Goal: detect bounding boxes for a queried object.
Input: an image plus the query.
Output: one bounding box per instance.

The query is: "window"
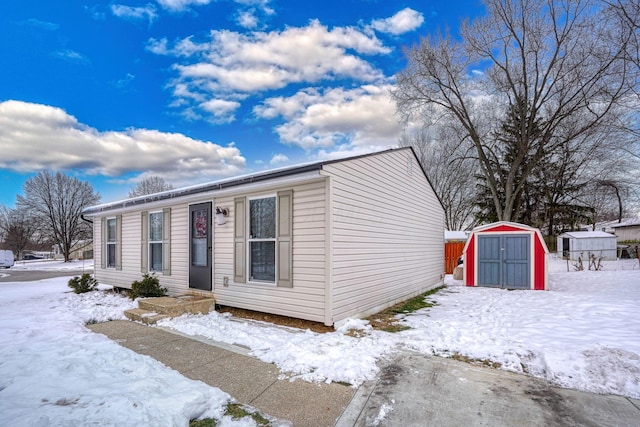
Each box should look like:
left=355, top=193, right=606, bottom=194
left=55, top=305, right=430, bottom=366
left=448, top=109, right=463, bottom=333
left=248, top=196, right=276, bottom=282
left=149, top=212, right=163, bottom=272
left=234, top=190, right=292, bottom=287
left=106, top=218, right=116, bottom=268
left=141, top=209, right=171, bottom=275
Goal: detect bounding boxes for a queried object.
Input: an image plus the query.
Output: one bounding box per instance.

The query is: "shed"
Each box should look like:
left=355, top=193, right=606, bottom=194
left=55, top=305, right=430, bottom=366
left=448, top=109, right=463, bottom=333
left=82, top=147, right=445, bottom=326
left=462, top=222, right=548, bottom=290
left=557, top=231, right=617, bottom=261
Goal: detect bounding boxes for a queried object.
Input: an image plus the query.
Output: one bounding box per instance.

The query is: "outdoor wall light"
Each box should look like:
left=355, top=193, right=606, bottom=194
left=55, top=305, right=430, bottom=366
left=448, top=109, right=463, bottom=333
left=215, top=207, right=228, bottom=225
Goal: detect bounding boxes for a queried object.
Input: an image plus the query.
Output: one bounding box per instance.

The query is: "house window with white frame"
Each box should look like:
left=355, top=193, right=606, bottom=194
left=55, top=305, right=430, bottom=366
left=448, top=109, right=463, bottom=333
left=248, top=195, right=276, bottom=282
left=106, top=217, right=117, bottom=268
left=149, top=211, right=163, bottom=272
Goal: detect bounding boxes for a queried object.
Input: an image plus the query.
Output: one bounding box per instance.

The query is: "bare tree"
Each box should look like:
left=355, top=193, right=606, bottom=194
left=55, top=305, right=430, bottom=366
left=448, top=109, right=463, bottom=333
left=400, top=125, right=478, bottom=230
left=394, top=0, right=638, bottom=222
left=0, top=206, right=40, bottom=260
left=16, top=171, right=100, bottom=262
left=128, top=176, right=174, bottom=198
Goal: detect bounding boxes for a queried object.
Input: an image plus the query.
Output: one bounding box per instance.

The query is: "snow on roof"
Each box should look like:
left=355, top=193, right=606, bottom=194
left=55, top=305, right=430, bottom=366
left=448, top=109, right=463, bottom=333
left=559, top=231, right=616, bottom=239
left=445, top=230, right=468, bottom=241
left=610, top=219, right=640, bottom=228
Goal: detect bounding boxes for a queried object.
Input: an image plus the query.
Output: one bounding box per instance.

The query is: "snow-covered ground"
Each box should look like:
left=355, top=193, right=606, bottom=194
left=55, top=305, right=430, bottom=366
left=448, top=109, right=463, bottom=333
left=0, top=261, right=269, bottom=426
left=1, top=256, right=639, bottom=425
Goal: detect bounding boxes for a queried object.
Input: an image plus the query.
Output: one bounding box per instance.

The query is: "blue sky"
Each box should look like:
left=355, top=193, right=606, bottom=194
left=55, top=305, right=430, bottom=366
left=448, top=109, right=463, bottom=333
left=0, top=0, right=484, bottom=206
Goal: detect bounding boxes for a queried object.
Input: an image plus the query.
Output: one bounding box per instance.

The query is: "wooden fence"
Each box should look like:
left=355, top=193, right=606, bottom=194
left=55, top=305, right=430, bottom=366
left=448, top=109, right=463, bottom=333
left=445, top=241, right=466, bottom=274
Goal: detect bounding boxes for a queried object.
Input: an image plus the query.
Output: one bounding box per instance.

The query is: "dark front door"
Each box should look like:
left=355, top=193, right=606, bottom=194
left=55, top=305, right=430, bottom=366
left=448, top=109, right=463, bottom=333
left=189, top=203, right=212, bottom=291
left=477, top=234, right=530, bottom=289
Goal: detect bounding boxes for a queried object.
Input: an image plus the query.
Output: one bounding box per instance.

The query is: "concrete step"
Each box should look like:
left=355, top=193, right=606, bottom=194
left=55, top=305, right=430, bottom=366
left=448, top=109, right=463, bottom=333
left=137, top=295, right=215, bottom=317
left=124, top=308, right=170, bottom=325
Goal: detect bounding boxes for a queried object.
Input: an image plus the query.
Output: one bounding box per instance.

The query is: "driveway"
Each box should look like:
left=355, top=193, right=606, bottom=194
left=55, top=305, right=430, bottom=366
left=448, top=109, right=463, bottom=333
left=336, top=351, right=640, bottom=427
left=0, top=269, right=84, bottom=282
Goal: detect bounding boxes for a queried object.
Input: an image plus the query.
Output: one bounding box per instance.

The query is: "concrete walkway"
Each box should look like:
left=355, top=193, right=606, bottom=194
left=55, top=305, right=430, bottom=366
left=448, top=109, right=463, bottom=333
left=337, top=352, right=640, bottom=427
left=88, top=320, right=354, bottom=427
left=89, top=320, right=640, bottom=427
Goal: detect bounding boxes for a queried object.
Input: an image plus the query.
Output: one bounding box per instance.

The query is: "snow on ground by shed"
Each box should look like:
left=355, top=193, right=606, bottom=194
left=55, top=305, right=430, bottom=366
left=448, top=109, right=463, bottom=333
left=401, top=259, right=640, bottom=397
left=1, top=256, right=639, bottom=425
left=163, top=257, right=640, bottom=398
left=0, top=277, right=259, bottom=426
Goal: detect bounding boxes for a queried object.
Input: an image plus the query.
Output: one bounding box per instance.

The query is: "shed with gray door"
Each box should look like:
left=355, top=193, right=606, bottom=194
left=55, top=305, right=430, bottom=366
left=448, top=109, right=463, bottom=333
left=462, top=222, right=548, bottom=290
left=82, top=148, right=445, bottom=326
left=557, top=231, right=617, bottom=261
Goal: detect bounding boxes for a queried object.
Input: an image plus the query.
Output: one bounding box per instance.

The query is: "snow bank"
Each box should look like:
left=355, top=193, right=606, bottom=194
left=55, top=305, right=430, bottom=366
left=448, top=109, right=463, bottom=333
left=0, top=278, right=252, bottom=426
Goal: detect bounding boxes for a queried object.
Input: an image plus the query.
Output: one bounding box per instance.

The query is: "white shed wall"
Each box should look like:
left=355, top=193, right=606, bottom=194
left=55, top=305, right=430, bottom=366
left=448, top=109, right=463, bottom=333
left=558, top=236, right=618, bottom=260
left=323, top=149, right=445, bottom=324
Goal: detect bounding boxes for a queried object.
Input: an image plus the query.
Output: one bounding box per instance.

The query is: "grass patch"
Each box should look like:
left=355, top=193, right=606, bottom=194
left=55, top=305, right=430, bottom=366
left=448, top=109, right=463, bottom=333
left=366, top=286, right=444, bottom=332
left=189, top=403, right=270, bottom=427
left=189, top=419, right=216, bottom=427
left=450, top=352, right=502, bottom=369
left=225, top=403, right=270, bottom=426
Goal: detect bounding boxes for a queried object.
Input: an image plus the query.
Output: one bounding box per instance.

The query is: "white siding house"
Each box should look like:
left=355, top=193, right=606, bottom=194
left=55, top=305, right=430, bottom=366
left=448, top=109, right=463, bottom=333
left=83, top=148, right=445, bottom=326
left=557, top=231, right=618, bottom=261
left=611, top=221, right=640, bottom=243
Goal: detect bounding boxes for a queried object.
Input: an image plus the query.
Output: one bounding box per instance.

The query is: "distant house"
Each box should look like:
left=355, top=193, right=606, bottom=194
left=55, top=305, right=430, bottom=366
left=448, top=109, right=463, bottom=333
left=610, top=220, right=640, bottom=243
left=557, top=231, right=617, bottom=261
left=82, top=148, right=445, bottom=326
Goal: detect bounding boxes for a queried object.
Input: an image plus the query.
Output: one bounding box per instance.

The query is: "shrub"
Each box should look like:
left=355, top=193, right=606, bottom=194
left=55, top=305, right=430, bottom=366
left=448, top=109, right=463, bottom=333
left=130, top=273, right=167, bottom=299
left=68, top=273, right=98, bottom=294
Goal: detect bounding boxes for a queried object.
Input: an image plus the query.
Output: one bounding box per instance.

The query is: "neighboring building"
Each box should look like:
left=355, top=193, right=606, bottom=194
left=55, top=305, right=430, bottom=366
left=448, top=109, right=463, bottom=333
left=610, top=220, right=640, bottom=243
left=83, top=148, right=445, bottom=326
left=463, top=222, right=549, bottom=290
left=557, top=231, right=618, bottom=261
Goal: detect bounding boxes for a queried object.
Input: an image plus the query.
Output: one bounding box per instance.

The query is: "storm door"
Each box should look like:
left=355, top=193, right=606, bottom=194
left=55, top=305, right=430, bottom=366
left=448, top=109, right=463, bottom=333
left=189, top=202, right=212, bottom=291
left=477, top=234, right=530, bottom=289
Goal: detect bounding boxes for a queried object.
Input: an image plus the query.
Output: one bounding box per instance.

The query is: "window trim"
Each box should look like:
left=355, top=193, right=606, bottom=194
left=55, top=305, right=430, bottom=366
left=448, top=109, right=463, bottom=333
left=148, top=210, right=163, bottom=273
left=101, top=215, right=121, bottom=271
left=106, top=217, right=117, bottom=269
left=247, top=194, right=277, bottom=285
left=141, top=209, right=171, bottom=276
left=234, top=189, right=292, bottom=288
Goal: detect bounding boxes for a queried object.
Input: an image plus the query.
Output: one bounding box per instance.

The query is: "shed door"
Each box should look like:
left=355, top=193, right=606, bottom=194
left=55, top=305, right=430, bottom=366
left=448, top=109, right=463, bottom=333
left=477, top=234, right=530, bottom=289
left=189, top=203, right=212, bottom=291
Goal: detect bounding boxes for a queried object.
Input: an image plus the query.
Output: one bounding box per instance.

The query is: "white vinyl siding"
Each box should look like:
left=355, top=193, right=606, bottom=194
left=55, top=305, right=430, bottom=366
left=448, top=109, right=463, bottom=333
left=88, top=148, right=444, bottom=326
left=216, top=179, right=327, bottom=323
left=94, top=204, right=187, bottom=295
left=322, top=150, right=445, bottom=324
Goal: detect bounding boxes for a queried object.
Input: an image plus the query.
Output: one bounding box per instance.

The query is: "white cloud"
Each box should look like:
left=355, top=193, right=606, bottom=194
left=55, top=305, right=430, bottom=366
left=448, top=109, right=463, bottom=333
left=19, top=18, right=59, bottom=31
left=254, top=84, right=403, bottom=151
left=155, top=0, right=211, bottom=12
left=199, top=99, right=241, bottom=123
left=371, top=8, right=424, bottom=35
left=270, top=153, right=288, bottom=165
left=52, top=49, right=88, bottom=63
left=236, top=10, right=259, bottom=29
left=111, top=3, right=158, bottom=24
left=0, top=100, right=246, bottom=182
left=149, top=20, right=390, bottom=119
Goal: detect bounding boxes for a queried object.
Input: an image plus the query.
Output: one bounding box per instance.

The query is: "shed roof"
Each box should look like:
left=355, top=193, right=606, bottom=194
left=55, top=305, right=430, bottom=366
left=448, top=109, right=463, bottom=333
left=558, top=231, right=616, bottom=239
